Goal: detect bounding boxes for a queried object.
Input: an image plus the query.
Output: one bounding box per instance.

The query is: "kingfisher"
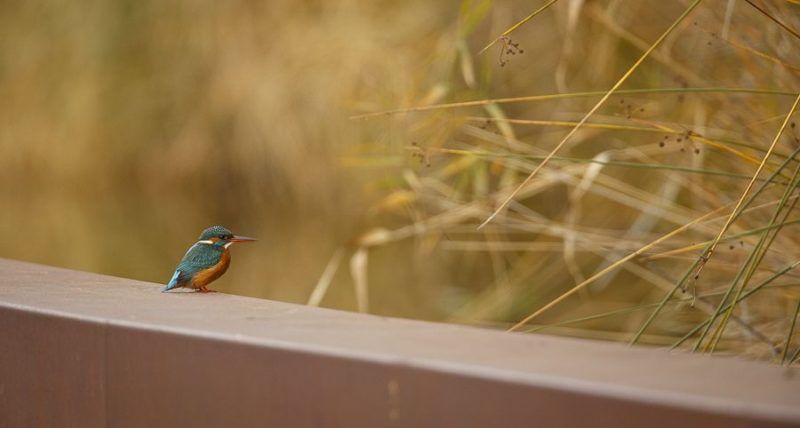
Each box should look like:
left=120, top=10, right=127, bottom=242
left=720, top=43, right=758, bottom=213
left=162, top=225, right=256, bottom=293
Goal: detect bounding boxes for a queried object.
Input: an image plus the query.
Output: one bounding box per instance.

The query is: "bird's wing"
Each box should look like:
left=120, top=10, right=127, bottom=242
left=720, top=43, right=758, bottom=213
left=178, top=243, right=224, bottom=273
left=162, top=243, right=223, bottom=291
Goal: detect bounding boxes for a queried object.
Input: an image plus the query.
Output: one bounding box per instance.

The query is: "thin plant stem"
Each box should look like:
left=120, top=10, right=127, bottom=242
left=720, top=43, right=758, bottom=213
left=689, top=93, right=800, bottom=286
left=670, top=261, right=800, bottom=350
left=478, top=0, right=703, bottom=229
left=632, top=145, right=800, bottom=344
left=782, top=298, right=800, bottom=364
left=707, top=173, right=800, bottom=352
left=507, top=204, right=724, bottom=332
left=743, top=0, right=800, bottom=40
left=790, top=344, right=800, bottom=365
left=350, top=88, right=795, bottom=120
left=479, top=0, right=560, bottom=54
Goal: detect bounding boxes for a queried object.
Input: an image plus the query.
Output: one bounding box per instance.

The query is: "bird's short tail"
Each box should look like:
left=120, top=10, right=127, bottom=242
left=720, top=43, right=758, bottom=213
left=162, top=270, right=182, bottom=292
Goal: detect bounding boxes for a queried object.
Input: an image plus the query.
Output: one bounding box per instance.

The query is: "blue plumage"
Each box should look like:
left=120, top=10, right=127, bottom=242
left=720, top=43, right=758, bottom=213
left=164, top=270, right=182, bottom=291
left=162, top=225, right=256, bottom=293
left=162, top=243, right=223, bottom=291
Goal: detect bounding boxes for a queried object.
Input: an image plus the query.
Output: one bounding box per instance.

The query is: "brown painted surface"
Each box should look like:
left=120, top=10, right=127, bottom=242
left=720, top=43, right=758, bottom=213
left=0, top=258, right=798, bottom=427
left=1, top=309, right=106, bottom=428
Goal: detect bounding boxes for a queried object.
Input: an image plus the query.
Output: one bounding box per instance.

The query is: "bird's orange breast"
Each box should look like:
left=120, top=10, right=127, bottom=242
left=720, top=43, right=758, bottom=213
left=190, top=249, right=231, bottom=289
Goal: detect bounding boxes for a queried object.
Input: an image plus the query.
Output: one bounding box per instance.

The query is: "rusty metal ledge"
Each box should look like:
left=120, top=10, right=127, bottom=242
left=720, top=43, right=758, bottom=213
left=0, top=258, right=798, bottom=427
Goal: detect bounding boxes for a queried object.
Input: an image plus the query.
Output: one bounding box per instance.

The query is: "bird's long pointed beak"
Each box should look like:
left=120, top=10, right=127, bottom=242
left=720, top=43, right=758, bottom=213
left=230, top=235, right=257, bottom=243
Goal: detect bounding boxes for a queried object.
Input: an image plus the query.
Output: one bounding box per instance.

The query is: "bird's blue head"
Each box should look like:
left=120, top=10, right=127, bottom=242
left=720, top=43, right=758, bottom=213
left=198, top=225, right=256, bottom=247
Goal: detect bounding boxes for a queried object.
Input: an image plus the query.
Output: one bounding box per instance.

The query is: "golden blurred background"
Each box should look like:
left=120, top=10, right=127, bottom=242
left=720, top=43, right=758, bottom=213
left=0, top=0, right=453, bottom=314
left=2, top=0, right=800, bottom=358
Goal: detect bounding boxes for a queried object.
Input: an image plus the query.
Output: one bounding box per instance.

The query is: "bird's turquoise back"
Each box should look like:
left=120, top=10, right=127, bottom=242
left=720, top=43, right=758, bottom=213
left=163, top=242, right=224, bottom=291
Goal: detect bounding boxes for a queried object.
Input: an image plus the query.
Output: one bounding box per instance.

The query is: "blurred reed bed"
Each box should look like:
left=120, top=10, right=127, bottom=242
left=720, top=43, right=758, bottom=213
left=0, top=0, right=456, bottom=311
left=2, top=0, right=799, bottom=361
left=338, top=0, right=800, bottom=361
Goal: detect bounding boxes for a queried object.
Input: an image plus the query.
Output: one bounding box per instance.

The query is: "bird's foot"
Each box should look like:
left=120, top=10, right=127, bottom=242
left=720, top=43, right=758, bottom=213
left=197, top=286, right=217, bottom=293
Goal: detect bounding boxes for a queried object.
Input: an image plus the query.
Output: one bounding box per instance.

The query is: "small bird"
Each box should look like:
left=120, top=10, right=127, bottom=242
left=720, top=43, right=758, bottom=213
left=163, top=225, right=256, bottom=293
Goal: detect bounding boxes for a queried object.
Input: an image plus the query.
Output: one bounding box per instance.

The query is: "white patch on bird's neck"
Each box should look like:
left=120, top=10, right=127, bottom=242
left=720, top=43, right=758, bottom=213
left=196, top=240, right=214, bottom=245
left=224, top=241, right=234, bottom=248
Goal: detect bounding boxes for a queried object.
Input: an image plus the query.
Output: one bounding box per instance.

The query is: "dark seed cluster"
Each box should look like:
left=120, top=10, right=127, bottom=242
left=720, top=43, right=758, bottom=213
left=410, top=141, right=430, bottom=167
left=498, top=36, right=524, bottom=67
left=659, top=131, right=700, bottom=155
